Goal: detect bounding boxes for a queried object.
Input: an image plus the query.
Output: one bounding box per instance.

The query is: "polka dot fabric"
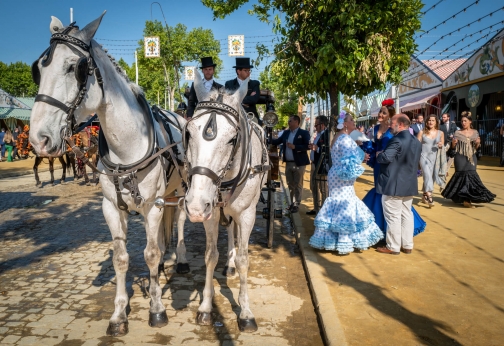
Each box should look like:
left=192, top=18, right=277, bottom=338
left=309, top=134, right=383, bottom=254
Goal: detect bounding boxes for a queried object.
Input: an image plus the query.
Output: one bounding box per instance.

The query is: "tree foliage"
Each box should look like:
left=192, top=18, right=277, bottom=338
left=203, top=0, right=423, bottom=117
left=259, top=62, right=297, bottom=129
left=0, top=61, right=38, bottom=97
left=119, top=20, right=221, bottom=110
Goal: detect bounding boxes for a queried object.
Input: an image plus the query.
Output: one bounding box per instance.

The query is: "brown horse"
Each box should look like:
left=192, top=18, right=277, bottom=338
left=75, top=130, right=99, bottom=185
left=33, top=153, right=74, bottom=186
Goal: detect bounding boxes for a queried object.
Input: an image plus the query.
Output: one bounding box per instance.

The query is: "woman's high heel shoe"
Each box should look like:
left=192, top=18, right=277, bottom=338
left=463, top=201, right=475, bottom=209
left=427, top=193, right=435, bottom=208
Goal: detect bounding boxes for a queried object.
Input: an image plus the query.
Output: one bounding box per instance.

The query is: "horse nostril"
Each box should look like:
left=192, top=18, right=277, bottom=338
left=204, top=203, right=211, bottom=212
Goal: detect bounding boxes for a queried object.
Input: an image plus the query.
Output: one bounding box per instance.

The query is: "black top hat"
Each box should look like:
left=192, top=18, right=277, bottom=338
left=200, top=57, right=217, bottom=69
left=233, top=57, right=253, bottom=69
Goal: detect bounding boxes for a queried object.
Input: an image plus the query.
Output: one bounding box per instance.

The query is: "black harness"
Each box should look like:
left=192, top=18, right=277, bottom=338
left=182, top=92, right=270, bottom=220
left=31, top=23, right=104, bottom=149
left=31, top=23, right=184, bottom=212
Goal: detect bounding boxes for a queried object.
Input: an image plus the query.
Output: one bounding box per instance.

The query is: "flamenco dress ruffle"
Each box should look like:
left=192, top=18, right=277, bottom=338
left=441, top=171, right=495, bottom=203
left=309, top=147, right=383, bottom=254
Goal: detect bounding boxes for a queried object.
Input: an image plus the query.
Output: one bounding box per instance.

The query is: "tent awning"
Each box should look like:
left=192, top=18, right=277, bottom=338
left=400, top=92, right=439, bottom=112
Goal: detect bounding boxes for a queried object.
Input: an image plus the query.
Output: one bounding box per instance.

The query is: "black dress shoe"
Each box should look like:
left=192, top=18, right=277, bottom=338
left=306, top=210, right=317, bottom=215
left=290, top=205, right=299, bottom=213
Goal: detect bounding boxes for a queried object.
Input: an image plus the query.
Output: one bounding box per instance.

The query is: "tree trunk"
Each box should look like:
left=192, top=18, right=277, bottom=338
left=328, top=83, right=340, bottom=118
left=162, top=61, right=171, bottom=110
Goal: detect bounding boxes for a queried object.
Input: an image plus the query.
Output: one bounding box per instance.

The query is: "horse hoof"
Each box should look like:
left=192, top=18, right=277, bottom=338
left=176, top=263, right=190, bottom=274
left=238, top=318, right=258, bottom=332
left=196, top=312, right=213, bottom=326
left=148, top=311, right=168, bottom=328
left=36, top=181, right=41, bottom=186
left=224, top=266, right=236, bottom=277
left=106, top=321, right=129, bottom=336
left=60, top=180, right=65, bottom=185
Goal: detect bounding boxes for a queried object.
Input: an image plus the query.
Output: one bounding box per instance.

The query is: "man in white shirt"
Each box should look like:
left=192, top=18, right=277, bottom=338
left=307, top=116, right=329, bottom=215
left=187, top=57, right=223, bottom=118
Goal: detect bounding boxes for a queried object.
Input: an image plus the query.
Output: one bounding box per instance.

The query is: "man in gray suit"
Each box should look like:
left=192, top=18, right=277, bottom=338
left=376, top=114, right=422, bottom=255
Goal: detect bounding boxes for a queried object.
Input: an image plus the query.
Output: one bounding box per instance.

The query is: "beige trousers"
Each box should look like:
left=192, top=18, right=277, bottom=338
left=285, top=162, right=306, bottom=206
left=382, top=195, right=414, bottom=252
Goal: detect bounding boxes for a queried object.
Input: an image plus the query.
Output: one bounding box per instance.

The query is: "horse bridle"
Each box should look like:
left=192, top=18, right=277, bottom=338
left=31, top=23, right=104, bottom=151
left=183, top=93, right=252, bottom=206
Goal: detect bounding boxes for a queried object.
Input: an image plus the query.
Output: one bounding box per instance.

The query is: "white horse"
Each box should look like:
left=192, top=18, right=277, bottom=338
left=184, top=71, right=269, bottom=332
left=28, top=13, right=190, bottom=336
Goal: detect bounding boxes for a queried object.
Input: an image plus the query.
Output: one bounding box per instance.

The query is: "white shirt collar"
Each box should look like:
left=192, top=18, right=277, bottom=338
left=237, top=78, right=246, bottom=86
left=203, top=78, right=214, bottom=92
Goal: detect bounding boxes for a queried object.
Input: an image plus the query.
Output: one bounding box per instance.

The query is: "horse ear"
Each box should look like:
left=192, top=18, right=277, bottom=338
left=193, top=70, right=208, bottom=102
left=50, top=16, right=64, bottom=34
left=235, top=77, right=249, bottom=106
left=79, top=11, right=106, bottom=43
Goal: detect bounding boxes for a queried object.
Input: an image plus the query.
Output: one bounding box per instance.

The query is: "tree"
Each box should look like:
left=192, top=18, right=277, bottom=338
left=203, top=0, right=422, bottom=119
left=0, top=61, right=38, bottom=97
left=126, top=20, right=221, bottom=110
left=259, top=62, right=298, bottom=129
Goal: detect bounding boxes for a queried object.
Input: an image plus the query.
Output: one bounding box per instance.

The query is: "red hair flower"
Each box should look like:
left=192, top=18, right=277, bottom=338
left=382, top=99, right=394, bottom=107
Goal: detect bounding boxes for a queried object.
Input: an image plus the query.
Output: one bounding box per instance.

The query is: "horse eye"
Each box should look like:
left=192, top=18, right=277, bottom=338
left=68, top=64, right=75, bottom=73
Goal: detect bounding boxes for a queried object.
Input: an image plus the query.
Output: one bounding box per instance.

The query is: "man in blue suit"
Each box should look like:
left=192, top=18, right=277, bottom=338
left=271, top=115, right=310, bottom=212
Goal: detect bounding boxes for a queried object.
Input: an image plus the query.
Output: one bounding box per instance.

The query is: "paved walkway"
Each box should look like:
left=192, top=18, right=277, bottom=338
left=291, top=158, right=504, bottom=345
left=0, top=172, right=323, bottom=345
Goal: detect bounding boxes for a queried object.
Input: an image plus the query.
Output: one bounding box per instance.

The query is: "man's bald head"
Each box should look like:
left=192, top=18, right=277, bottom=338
left=390, top=114, right=411, bottom=135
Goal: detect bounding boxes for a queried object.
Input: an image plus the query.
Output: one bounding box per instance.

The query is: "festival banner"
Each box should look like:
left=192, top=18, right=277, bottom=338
left=144, top=36, right=160, bottom=58
left=184, top=66, right=195, bottom=80
left=228, top=35, right=245, bottom=56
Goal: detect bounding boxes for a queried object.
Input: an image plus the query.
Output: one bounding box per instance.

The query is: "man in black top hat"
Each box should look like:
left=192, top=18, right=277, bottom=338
left=225, top=57, right=261, bottom=123
left=186, top=57, right=223, bottom=118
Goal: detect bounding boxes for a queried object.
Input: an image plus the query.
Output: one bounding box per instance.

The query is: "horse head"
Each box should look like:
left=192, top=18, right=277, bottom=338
left=184, top=70, right=249, bottom=222
left=30, top=12, right=106, bottom=157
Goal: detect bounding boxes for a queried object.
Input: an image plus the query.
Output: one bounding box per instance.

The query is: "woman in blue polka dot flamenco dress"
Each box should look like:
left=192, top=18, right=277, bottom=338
left=309, top=112, right=383, bottom=255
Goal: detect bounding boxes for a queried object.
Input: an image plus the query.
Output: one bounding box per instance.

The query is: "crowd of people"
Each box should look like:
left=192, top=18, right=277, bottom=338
left=273, top=99, right=497, bottom=256
left=0, top=125, right=31, bottom=162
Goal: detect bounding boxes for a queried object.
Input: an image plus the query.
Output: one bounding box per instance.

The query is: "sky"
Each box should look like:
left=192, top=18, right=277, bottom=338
left=0, top=0, right=502, bottom=86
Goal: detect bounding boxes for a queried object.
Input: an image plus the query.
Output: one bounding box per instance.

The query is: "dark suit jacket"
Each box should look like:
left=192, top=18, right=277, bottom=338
left=312, top=130, right=330, bottom=173
left=376, top=129, right=421, bottom=197
left=411, top=123, right=424, bottom=137
left=271, top=128, right=310, bottom=167
left=186, top=80, right=223, bottom=118
left=440, top=121, right=457, bottom=145
left=225, top=78, right=260, bottom=120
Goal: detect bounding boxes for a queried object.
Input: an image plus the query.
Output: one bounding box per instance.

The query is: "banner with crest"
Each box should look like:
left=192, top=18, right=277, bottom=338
left=228, top=35, right=244, bottom=56
left=184, top=66, right=195, bottom=80
left=144, top=36, right=160, bottom=58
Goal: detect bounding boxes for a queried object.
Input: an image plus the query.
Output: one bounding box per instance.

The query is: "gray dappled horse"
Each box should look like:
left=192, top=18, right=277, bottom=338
left=28, top=12, right=189, bottom=336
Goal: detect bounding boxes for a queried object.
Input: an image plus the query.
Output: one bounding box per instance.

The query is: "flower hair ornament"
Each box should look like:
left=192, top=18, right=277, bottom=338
left=382, top=98, right=394, bottom=107
left=337, top=111, right=346, bottom=130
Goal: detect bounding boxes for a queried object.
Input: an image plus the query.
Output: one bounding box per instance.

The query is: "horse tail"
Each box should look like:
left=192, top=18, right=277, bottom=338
left=65, top=153, right=71, bottom=175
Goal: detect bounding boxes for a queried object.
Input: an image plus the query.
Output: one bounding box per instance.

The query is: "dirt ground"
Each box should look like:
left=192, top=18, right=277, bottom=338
left=297, top=158, right=504, bottom=346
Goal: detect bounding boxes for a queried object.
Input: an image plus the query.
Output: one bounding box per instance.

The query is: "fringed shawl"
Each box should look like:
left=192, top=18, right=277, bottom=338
left=453, top=131, right=479, bottom=165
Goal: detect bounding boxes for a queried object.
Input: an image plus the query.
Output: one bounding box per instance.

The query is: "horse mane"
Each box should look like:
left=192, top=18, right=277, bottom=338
left=94, top=41, right=144, bottom=98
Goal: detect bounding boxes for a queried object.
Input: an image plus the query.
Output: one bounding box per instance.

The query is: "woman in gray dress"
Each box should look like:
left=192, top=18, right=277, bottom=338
left=417, top=114, right=444, bottom=207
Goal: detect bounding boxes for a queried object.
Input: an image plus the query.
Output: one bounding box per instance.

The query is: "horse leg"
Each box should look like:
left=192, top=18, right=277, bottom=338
left=59, top=156, right=66, bottom=184
left=83, top=164, right=90, bottom=186
left=103, top=197, right=130, bottom=336
left=175, top=207, right=189, bottom=274
left=224, top=221, right=237, bottom=277
left=196, top=215, right=219, bottom=326
left=33, top=157, right=42, bottom=186
left=144, top=206, right=168, bottom=328
left=158, top=204, right=174, bottom=274
left=235, top=205, right=258, bottom=332
left=49, top=158, right=55, bottom=185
